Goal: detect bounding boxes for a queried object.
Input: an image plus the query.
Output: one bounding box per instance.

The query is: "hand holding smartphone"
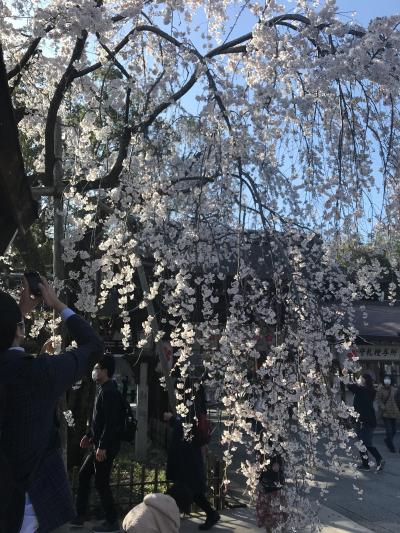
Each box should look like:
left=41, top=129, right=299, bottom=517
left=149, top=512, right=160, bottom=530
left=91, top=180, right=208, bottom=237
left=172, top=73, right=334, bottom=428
left=24, top=271, right=42, bottom=297
left=20, top=273, right=66, bottom=315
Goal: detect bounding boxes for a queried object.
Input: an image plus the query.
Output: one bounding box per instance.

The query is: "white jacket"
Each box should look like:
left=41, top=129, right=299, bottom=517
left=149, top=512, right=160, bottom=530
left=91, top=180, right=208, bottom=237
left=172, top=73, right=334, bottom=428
left=122, top=493, right=180, bottom=533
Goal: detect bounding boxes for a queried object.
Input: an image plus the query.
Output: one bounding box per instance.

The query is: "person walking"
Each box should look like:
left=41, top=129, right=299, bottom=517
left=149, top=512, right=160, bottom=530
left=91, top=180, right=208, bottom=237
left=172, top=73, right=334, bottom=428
left=163, top=387, right=220, bottom=531
left=0, top=277, right=103, bottom=533
left=376, top=376, right=400, bottom=453
left=348, top=374, right=385, bottom=471
left=71, top=356, right=122, bottom=533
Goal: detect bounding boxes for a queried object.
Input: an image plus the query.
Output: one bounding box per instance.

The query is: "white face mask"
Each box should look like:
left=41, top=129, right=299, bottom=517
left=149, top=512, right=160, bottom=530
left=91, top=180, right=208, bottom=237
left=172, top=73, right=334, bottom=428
left=92, top=369, right=100, bottom=382
left=384, top=378, right=391, bottom=386
left=357, top=376, right=366, bottom=386
left=15, top=321, right=26, bottom=345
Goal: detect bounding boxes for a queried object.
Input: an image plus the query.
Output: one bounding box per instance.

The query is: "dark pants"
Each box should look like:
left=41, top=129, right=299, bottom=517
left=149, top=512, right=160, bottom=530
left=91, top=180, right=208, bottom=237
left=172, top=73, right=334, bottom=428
left=76, top=450, right=117, bottom=523
left=383, top=417, right=397, bottom=451
left=193, top=492, right=215, bottom=516
left=356, top=423, right=382, bottom=466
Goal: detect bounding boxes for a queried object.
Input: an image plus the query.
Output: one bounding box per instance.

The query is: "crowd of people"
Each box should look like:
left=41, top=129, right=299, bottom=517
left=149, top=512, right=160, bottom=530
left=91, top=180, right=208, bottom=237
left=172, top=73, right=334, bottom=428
left=1, top=278, right=399, bottom=533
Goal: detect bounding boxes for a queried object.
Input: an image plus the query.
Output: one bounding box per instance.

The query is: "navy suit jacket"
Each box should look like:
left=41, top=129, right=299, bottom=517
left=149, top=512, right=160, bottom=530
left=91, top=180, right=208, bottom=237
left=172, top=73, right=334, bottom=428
left=0, top=313, right=103, bottom=533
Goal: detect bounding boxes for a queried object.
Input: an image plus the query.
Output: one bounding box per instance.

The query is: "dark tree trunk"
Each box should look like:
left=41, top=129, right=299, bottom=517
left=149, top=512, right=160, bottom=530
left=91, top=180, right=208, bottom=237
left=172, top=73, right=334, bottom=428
left=0, top=44, right=37, bottom=254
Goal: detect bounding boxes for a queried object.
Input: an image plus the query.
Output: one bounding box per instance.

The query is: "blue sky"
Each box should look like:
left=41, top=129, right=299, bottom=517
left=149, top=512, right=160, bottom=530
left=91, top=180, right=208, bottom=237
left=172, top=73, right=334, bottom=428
left=335, top=0, right=399, bottom=24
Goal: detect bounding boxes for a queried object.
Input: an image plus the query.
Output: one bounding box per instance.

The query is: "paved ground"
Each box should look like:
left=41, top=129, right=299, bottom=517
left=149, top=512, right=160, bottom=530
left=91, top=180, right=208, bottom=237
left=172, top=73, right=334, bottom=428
left=206, top=410, right=400, bottom=533
left=64, top=427, right=400, bottom=533
left=66, top=504, right=374, bottom=533
left=180, top=505, right=374, bottom=532
left=318, top=430, right=400, bottom=533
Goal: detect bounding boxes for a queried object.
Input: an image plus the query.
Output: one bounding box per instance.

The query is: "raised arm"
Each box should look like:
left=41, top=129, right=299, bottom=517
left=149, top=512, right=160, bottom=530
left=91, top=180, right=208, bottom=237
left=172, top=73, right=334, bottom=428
left=42, top=313, right=104, bottom=397
left=347, top=383, right=360, bottom=394
left=34, top=278, right=103, bottom=396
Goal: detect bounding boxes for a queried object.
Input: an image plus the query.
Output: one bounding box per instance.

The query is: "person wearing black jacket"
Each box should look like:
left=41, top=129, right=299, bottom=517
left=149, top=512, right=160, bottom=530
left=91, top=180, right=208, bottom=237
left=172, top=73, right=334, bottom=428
left=0, top=277, right=103, bottom=533
left=348, top=374, right=384, bottom=471
left=163, top=385, right=220, bottom=531
left=72, top=355, right=122, bottom=533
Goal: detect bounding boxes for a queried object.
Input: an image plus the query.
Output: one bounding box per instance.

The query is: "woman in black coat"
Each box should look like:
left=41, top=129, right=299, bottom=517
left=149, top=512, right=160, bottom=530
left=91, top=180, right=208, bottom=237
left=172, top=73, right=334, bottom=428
left=163, top=387, right=220, bottom=530
left=348, top=374, right=384, bottom=471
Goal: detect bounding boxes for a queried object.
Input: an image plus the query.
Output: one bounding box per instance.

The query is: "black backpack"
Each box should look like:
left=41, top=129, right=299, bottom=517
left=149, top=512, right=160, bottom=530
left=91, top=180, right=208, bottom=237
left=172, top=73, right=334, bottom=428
left=120, top=398, right=137, bottom=443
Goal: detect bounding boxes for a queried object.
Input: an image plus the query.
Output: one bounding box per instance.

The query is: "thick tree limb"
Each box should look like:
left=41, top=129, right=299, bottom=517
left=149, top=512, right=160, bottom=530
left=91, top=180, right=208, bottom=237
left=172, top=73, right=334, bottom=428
left=0, top=44, right=38, bottom=254
left=44, top=31, right=88, bottom=185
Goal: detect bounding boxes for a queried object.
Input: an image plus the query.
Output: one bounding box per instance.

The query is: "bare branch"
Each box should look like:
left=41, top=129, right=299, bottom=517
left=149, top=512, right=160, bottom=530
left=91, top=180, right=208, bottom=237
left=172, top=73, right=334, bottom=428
left=73, top=62, right=102, bottom=78
left=217, top=45, right=248, bottom=55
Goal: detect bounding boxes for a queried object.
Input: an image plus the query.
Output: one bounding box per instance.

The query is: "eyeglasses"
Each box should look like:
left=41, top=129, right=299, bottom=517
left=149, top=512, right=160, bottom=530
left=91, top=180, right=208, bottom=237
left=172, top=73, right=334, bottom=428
left=17, top=320, right=25, bottom=328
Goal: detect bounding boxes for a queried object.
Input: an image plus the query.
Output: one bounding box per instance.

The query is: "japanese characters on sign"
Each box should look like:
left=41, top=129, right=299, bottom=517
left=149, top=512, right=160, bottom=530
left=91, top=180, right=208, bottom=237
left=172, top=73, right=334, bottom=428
left=357, top=345, right=400, bottom=361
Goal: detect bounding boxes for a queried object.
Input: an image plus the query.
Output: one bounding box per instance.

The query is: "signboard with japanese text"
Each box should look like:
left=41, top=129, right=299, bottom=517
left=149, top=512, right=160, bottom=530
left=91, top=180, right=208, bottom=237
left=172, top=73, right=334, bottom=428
left=357, top=345, right=400, bottom=361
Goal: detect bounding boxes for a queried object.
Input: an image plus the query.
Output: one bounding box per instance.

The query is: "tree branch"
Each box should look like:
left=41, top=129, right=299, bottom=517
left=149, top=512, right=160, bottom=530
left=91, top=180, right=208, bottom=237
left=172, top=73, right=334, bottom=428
left=138, top=70, right=199, bottom=134
left=204, top=68, right=232, bottom=131
left=7, top=25, right=53, bottom=80
left=97, top=38, right=131, bottom=79
left=206, top=14, right=365, bottom=58
left=42, top=12, right=371, bottom=193
left=75, top=86, right=132, bottom=192
left=76, top=14, right=366, bottom=83
left=44, top=30, right=88, bottom=185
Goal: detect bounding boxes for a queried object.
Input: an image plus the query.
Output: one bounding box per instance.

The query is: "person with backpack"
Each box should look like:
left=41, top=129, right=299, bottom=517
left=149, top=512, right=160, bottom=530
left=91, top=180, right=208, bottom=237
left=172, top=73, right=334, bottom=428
left=71, top=356, right=123, bottom=533
left=163, top=385, right=220, bottom=531
left=0, top=276, right=103, bottom=533
left=376, top=376, right=400, bottom=453
left=348, top=373, right=385, bottom=471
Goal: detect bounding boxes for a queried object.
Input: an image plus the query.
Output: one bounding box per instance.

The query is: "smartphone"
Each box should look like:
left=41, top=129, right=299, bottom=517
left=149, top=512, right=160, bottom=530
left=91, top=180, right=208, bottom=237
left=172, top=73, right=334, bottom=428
left=24, top=271, right=42, bottom=297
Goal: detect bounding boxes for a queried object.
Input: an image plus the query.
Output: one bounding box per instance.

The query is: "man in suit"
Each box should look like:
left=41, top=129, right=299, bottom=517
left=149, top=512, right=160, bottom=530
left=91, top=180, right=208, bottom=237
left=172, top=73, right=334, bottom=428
left=0, top=277, right=103, bottom=533
left=72, top=356, right=122, bottom=533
